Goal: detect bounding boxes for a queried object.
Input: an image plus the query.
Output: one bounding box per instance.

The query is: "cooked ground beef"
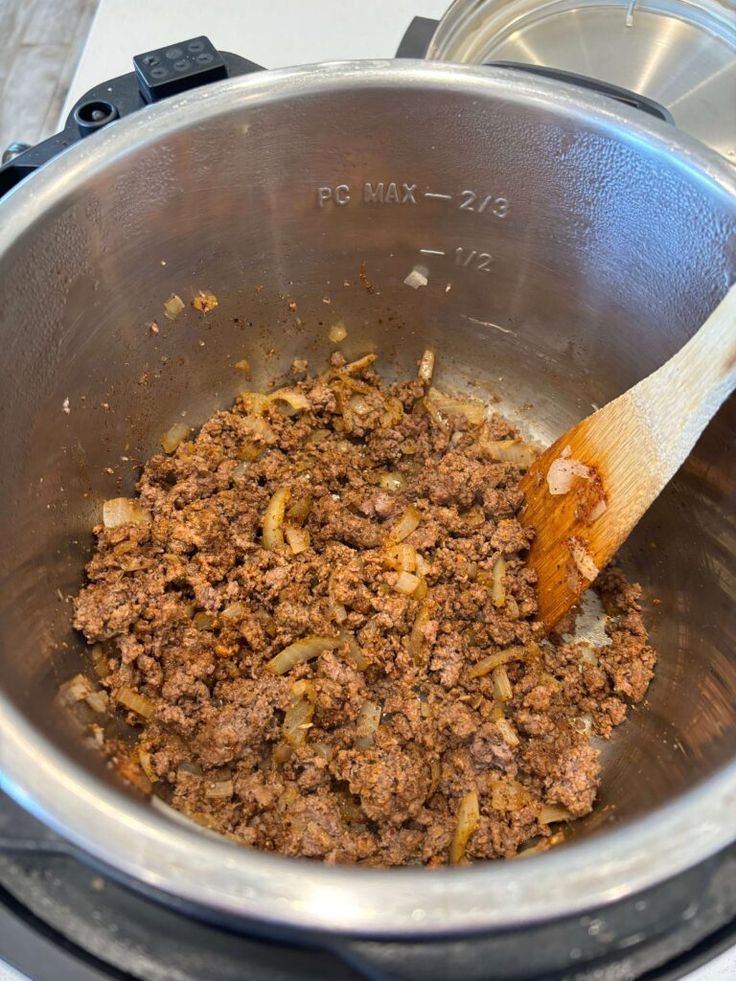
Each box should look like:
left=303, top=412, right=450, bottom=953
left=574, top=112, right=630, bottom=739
left=71, top=353, right=656, bottom=865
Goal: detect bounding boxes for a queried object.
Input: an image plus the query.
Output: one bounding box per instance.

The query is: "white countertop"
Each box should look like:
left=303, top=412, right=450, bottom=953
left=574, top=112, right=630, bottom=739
left=43, top=2, right=735, bottom=980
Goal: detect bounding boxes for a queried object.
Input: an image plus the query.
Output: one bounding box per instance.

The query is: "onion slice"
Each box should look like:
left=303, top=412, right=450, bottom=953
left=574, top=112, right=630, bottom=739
left=116, top=687, right=155, bottom=719
left=160, top=422, right=191, bottom=454
left=283, top=680, right=316, bottom=746
left=480, top=436, right=537, bottom=469
left=569, top=537, right=599, bottom=582
left=163, top=293, right=185, bottom=320
left=393, top=571, right=420, bottom=595
left=268, top=388, right=311, bottom=415
left=262, top=486, right=290, bottom=550
left=468, top=645, right=533, bottom=679
left=388, top=505, right=421, bottom=543
left=491, top=555, right=506, bottom=608
left=355, top=700, right=382, bottom=749
left=266, top=635, right=340, bottom=675
left=539, top=804, right=574, bottom=825
left=102, top=498, right=152, bottom=529
left=418, top=349, right=435, bottom=384
left=547, top=456, right=592, bottom=495
left=449, top=790, right=480, bottom=864
left=285, top=526, right=310, bottom=555
left=492, top=665, right=513, bottom=703
left=426, top=388, right=486, bottom=426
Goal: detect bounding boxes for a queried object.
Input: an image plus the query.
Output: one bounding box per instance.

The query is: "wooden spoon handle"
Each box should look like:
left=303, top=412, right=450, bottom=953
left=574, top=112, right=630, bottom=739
left=631, top=283, right=736, bottom=496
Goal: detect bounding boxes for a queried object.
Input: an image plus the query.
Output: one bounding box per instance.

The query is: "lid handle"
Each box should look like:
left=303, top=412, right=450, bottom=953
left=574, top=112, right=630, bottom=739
left=488, top=61, right=674, bottom=124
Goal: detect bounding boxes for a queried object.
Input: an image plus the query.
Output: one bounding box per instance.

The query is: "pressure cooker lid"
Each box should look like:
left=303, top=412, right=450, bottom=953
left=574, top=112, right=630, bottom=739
left=427, top=0, right=736, bottom=163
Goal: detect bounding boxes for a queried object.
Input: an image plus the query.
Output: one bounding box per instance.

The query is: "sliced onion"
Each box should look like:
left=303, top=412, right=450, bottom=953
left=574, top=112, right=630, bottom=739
left=102, top=498, right=152, bottom=529
left=539, top=804, right=574, bottom=825
left=409, top=602, right=432, bottom=665
left=415, top=552, right=430, bottom=578
left=285, top=526, right=310, bottom=555
left=163, top=293, right=185, bottom=320
left=328, top=322, right=348, bottom=343
left=380, top=396, right=404, bottom=429
left=193, top=611, right=215, bottom=630
left=412, top=577, right=428, bottom=600
left=384, top=543, right=417, bottom=572
left=480, top=437, right=537, bottom=469
left=394, top=571, right=420, bottom=595
left=418, top=349, right=435, bottom=384
left=426, top=388, right=486, bottom=426
left=491, top=555, right=506, bottom=608
left=161, top=422, right=191, bottom=454
left=205, top=779, right=234, bottom=799
left=388, top=505, right=421, bottom=543
left=272, top=743, right=293, bottom=764
left=268, top=388, right=311, bottom=415
left=569, top=538, right=599, bottom=581
left=138, top=748, right=157, bottom=782
left=262, top=486, right=290, bottom=551
left=492, top=665, right=513, bottom=703
left=468, top=645, right=529, bottom=679
left=404, top=267, right=428, bottom=289
left=496, top=718, right=520, bottom=748
left=239, top=391, right=270, bottom=415
left=331, top=602, right=348, bottom=623
left=349, top=394, right=371, bottom=416
left=547, top=456, right=592, bottom=495
left=59, top=673, right=93, bottom=705
left=449, top=790, right=480, bottom=865
left=378, top=471, right=406, bottom=491
left=241, top=413, right=276, bottom=445
left=587, top=498, right=608, bottom=522
left=91, top=643, right=109, bottom=679
left=286, top=496, right=312, bottom=524
left=116, top=687, right=155, bottom=718
left=191, top=290, right=219, bottom=313
left=231, top=460, right=252, bottom=482
left=221, top=601, right=247, bottom=622
left=340, top=353, right=377, bottom=375
left=355, top=700, right=382, bottom=749
left=283, top=679, right=316, bottom=746
left=340, top=631, right=370, bottom=671
left=313, top=741, right=333, bottom=761
left=85, top=691, right=109, bottom=715
left=266, top=635, right=340, bottom=675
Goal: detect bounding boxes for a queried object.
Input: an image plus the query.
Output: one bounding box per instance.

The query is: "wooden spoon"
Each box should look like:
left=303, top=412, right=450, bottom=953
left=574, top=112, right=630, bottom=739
left=519, top=284, right=736, bottom=629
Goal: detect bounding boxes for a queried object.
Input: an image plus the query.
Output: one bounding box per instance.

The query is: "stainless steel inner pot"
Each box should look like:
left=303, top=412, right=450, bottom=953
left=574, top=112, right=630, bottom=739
left=0, top=61, right=734, bottom=939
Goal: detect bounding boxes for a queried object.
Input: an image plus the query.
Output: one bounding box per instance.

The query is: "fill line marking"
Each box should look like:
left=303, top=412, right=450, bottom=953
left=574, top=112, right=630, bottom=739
left=419, top=249, right=446, bottom=255
left=424, top=192, right=453, bottom=200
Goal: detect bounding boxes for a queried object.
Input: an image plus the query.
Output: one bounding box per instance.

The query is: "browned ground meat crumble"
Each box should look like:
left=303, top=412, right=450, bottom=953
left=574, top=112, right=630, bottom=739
left=72, top=352, right=656, bottom=865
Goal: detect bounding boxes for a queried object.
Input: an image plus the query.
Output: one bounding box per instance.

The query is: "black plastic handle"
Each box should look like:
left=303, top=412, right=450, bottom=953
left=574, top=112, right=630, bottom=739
left=0, top=36, right=264, bottom=201
left=487, top=61, right=674, bottom=124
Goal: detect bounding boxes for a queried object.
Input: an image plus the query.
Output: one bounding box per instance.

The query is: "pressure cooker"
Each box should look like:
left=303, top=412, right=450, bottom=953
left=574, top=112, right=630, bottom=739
left=0, top=38, right=734, bottom=980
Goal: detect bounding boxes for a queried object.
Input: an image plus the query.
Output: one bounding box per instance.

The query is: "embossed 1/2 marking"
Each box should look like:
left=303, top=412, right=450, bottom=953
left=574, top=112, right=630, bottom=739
left=455, top=246, right=493, bottom=273
left=424, top=191, right=453, bottom=200
left=458, top=189, right=509, bottom=218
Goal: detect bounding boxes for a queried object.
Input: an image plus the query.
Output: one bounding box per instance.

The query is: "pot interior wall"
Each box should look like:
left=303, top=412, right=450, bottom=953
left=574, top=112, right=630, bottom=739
left=0, top=70, right=734, bottom=844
